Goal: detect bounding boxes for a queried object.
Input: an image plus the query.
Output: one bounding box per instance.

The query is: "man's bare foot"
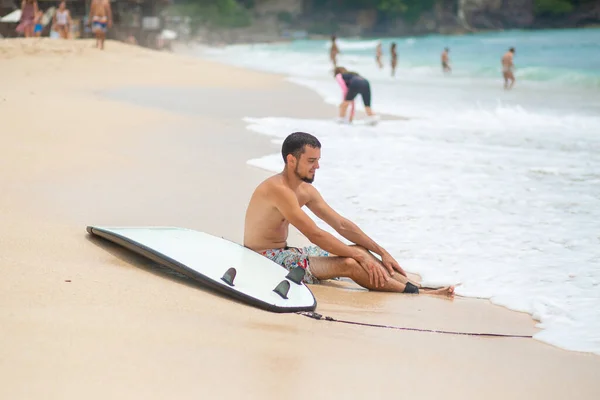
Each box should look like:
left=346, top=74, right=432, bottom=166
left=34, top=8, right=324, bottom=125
left=421, top=286, right=455, bottom=297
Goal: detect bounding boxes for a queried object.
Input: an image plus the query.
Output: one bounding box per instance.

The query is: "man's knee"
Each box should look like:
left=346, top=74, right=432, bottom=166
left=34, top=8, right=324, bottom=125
left=342, top=257, right=361, bottom=279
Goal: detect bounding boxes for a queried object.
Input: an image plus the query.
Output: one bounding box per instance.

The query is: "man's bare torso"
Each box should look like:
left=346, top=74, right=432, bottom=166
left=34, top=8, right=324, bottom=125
left=244, top=174, right=311, bottom=252
left=90, top=0, right=108, bottom=17
left=330, top=44, right=339, bottom=61
left=502, top=52, right=513, bottom=70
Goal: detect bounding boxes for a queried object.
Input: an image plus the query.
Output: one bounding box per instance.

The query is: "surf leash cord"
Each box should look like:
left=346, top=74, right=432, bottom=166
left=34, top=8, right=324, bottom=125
left=296, top=311, right=533, bottom=339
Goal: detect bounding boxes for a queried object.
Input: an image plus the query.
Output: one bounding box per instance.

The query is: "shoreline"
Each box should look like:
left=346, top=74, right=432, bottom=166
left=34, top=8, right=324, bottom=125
left=1, top=39, right=599, bottom=399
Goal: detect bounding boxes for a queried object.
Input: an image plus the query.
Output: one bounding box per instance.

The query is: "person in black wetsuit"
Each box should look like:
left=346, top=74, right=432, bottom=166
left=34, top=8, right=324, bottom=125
left=333, top=67, right=377, bottom=124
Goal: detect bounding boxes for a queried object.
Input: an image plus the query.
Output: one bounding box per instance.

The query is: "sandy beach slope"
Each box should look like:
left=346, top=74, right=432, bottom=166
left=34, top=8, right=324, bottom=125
left=1, top=39, right=599, bottom=399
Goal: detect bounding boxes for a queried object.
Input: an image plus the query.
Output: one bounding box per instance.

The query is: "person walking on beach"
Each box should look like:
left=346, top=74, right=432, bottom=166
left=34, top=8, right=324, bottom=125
left=88, top=0, right=112, bottom=50
left=375, top=42, right=383, bottom=69
left=330, top=35, right=340, bottom=68
left=53, top=2, right=72, bottom=39
left=16, top=0, right=38, bottom=38
left=502, top=47, right=516, bottom=90
left=334, top=66, right=377, bottom=124
left=391, top=42, right=398, bottom=77
left=244, top=131, right=455, bottom=295
left=441, top=48, right=451, bottom=73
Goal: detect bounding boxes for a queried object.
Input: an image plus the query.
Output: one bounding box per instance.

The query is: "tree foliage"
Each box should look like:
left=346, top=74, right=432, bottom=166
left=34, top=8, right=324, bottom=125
left=311, top=0, right=436, bottom=22
left=534, top=0, right=574, bottom=15
left=170, top=0, right=589, bottom=32
left=170, top=0, right=252, bottom=29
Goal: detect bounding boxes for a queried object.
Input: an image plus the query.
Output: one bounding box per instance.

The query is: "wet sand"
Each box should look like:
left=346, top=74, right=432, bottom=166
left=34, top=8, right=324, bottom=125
left=1, top=39, right=599, bottom=399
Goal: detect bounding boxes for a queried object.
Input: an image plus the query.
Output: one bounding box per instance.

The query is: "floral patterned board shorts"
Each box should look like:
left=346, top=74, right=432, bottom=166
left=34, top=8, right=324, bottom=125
left=259, top=246, right=330, bottom=284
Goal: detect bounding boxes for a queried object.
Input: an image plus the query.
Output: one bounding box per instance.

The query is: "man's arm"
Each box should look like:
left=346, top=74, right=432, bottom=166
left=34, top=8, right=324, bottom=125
left=274, top=185, right=390, bottom=286
left=306, top=186, right=407, bottom=276
left=272, top=185, right=360, bottom=259
left=305, top=186, right=387, bottom=257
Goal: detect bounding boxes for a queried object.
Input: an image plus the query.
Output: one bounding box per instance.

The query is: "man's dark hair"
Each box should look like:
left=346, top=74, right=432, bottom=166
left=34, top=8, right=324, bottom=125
left=281, top=132, right=321, bottom=164
left=509, top=47, right=515, bottom=53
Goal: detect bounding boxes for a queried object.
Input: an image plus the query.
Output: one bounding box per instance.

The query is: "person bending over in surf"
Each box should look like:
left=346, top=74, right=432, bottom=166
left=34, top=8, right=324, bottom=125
left=244, top=131, right=454, bottom=296
left=334, top=67, right=378, bottom=124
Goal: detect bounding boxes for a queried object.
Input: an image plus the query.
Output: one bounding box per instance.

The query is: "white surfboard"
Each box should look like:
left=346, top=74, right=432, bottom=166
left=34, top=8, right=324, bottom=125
left=87, top=226, right=317, bottom=313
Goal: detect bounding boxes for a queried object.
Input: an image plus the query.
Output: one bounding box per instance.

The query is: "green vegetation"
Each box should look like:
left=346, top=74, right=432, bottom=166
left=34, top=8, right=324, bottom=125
left=169, top=0, right=252, bottom=30
left=534, top=0, right=596, bottom=15
left=534, top=0, right=574, bottom=15
left=312, top=0, right=436, bottom=23
left=168, top=0, right=592, bottom=33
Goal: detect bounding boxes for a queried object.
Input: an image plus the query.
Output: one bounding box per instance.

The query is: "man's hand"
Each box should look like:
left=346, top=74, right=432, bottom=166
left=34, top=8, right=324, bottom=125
left=381, top=252, right=407, bottom=277
left=354, top=253, right=390, bottom=288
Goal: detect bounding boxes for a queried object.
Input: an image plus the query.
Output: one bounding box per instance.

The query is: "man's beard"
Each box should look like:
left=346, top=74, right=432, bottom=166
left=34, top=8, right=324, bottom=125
left=295, top=167, right=314, bottom=183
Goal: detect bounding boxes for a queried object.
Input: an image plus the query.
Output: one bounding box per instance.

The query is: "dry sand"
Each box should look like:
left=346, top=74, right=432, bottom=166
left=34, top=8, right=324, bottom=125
left=1, top=39, right=599, bottom=399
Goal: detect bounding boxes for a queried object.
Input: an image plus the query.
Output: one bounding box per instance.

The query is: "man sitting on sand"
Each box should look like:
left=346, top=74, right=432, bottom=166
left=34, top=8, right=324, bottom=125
left=502, top=47, right=516, bottom=90
left=88, top=0, right=112, bottom=50
left=244, top=132, right=454, bottom=296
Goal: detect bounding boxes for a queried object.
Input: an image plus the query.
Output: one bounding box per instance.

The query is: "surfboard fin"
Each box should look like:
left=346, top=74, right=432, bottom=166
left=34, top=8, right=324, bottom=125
left=285, top=267, right=305, bottom=285
left=221, top=267, right=237, bottom=286
left=273, top=280, right=290, bottom=299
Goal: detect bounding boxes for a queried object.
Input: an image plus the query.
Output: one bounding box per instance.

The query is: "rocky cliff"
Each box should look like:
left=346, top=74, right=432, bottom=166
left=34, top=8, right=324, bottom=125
left=458, top=0, right=534, bottom=30
left=184, top=0, right=600, bottom=45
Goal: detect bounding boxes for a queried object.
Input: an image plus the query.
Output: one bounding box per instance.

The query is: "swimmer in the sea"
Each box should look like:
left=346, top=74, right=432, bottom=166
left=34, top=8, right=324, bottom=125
left=502, top=47, right=516, bottom=90
left=375, top=42, right=383, bottom=69
left=330, top=35, right=340, bottom=68
left=391, top=42, right=398, bottom=77
left=441, top=47, right=451, bottom=73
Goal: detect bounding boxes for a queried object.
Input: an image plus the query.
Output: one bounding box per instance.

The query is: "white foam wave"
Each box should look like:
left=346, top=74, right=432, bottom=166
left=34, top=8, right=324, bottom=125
left=330, top=39, right=381, bottom=51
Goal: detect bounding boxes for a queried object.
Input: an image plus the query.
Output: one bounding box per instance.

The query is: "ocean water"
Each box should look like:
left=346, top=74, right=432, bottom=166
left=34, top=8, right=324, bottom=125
left=187, top=29, right=600, bottom=355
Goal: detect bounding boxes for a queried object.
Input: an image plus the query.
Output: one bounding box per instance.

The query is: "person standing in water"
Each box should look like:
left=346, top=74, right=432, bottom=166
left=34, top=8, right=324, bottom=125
left=441, top=48, right=451, bottom=73
left=375, top=42, right=383, bottom=69
left=391, top=42, right=398, bottom=77
left=502, top=47, right=516, bottom=90
left=330, top=35, right=340, bottom=68
left=334, top=67, right=377, bottom=124
left=88, top=0, right=112, bottom=50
